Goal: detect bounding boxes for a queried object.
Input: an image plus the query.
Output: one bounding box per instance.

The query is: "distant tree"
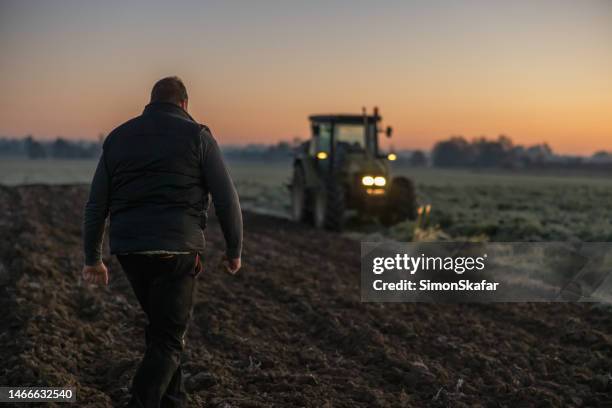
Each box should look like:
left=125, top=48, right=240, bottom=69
left=591, top=150, right=612, bottom=163
left=431, top=136, right=473, bottom=167
left=25, top=136, right=47, bottom=159
left=0, top=137, right=26, bottom=156
left=267, top=141, right=292, bottom=156
left=52, top=137, right=74, bottom=158
left=472, top=134, right=514, bottom=167
left=525, top=143, right=553, bottom=164
left=409, top=150, right=427, bottom=167
left=84, top=135, right=104, bottom=158
left=51, top=137, right=101, bottom=158
left=431, top=133, right=564, bottom=168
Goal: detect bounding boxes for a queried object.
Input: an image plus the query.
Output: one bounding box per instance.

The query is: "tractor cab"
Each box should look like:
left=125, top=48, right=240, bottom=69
left=291, top=108, right=416, bottom=231
left=307, top=108, right=392, bottom=164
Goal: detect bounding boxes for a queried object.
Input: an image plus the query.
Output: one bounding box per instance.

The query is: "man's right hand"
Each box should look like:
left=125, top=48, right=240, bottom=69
left=82, top=262, right=109, bottom=285
left=223, top=256, right=241, bottom=275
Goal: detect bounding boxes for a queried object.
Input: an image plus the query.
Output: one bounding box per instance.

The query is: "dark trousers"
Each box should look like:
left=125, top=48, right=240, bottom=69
left=117, top=253, right=201, bottom=408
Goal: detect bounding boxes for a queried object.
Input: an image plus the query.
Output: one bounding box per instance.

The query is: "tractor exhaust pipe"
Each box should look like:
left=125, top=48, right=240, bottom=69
left=362, top=106, right=368, bottom=138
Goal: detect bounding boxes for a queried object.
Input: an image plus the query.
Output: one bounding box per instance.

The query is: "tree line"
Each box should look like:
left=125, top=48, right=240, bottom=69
left=0, top=136, right=103, bottom=159
left=430, top=135, right=612, bottom=168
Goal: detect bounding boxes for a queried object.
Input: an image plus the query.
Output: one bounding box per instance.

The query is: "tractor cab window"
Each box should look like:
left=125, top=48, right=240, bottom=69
left=311, top=122, right=332, bottom=156
left=335, top=124, right=365, bottom=152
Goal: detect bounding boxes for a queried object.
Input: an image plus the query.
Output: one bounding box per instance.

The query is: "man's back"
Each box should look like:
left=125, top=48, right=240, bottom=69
left=83, top=98, right=242, bottom=267
left=104, top=102, right=209, bottom=255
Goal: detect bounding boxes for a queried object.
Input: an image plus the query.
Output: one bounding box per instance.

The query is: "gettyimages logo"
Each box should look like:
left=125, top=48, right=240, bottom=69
left=362, top=242, right=612, bottom=303
left=372, top=253, right=488, bottom=275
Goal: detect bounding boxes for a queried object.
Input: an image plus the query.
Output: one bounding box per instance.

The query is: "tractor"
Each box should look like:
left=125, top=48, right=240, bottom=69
left=290, top=107, right=417, bottom=231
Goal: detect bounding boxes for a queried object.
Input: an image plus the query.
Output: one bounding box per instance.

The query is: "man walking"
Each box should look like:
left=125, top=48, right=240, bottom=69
left=82, top=76, right=243, bottom=407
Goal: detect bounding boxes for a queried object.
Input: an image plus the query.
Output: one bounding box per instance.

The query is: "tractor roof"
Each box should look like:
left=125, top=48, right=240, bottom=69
left=309, top=114, right=381, bottom=124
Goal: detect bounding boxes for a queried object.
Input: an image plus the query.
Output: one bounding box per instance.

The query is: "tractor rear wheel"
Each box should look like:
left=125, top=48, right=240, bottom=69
left=291, top=166, right=312, bottom=223
left=381, top=176, right=417, bottom=226
left=313, top=177, right=345, bottom=231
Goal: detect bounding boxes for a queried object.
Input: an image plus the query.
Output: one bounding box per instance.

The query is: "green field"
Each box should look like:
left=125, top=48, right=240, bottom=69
left=2, top=158, right=611, bottom=241
left=400, top=166, right=612, bottom=242
left=230, top=160, right=612, bottom=242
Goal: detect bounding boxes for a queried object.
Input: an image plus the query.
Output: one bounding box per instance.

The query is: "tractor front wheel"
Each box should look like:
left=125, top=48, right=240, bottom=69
left=381, top=176, right=417, bottom=226
left=314, top=177, right=345, bottom=231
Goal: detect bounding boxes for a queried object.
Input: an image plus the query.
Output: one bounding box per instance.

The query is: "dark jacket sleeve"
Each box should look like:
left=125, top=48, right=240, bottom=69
left=200, top=128, right=243, bottom=259
left=83, top=153, right=110, bottom=265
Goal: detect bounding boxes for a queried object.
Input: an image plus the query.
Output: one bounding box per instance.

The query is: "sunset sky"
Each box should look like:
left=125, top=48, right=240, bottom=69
left=0, top=0, right=611, bottom=155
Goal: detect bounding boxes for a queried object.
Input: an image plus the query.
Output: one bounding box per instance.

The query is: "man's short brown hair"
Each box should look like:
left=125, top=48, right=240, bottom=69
left=150, top=76, right=188, bottom=104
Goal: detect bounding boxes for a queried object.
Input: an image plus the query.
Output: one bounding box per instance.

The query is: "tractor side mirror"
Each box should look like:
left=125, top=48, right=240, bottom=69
left=386, top=126, right=393, bottom=138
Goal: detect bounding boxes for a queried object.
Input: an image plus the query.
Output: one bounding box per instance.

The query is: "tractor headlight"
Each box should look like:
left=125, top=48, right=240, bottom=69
left=362, top=176, right=375, bottom=186
left=374, top=176, right=386, bottom=186
left=362, top=176, right=386, bottom=187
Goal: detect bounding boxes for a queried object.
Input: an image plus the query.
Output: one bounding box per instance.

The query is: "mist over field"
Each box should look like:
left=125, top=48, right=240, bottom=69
left=4, top=157, right=612, bottom=243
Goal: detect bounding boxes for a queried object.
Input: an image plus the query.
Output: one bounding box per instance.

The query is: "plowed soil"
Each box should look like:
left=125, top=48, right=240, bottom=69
left=0, top=185, right=611, bottom=407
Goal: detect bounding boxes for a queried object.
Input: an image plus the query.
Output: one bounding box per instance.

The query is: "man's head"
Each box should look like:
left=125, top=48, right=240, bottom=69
left=150, top=76, right=188, bottom=110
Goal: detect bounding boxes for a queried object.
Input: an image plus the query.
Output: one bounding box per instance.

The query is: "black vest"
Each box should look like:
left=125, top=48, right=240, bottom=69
left=103, top=102, right=209, bottom=254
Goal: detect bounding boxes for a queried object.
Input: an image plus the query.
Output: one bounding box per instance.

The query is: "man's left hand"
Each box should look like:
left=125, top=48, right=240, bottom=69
left=82, top=262, right=109, bottom=285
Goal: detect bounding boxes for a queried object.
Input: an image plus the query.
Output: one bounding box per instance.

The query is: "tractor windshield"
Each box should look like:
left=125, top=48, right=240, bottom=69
left=335, top=124, right=365, bottom=151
